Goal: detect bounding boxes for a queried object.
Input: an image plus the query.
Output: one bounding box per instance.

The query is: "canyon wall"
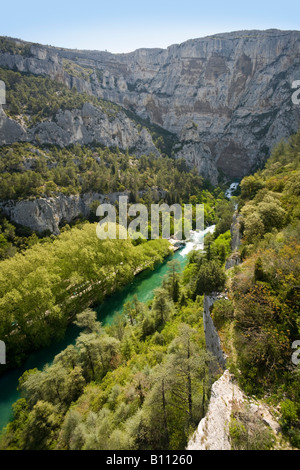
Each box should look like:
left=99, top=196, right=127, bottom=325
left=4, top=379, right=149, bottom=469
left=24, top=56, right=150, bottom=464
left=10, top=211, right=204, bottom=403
left=1, top=29, right=299, bottom=181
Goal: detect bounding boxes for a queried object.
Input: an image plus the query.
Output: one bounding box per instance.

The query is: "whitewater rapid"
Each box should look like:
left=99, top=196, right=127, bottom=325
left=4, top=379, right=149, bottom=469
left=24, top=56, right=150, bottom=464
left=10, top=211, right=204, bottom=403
left=179, top=225, right=216, bottom=257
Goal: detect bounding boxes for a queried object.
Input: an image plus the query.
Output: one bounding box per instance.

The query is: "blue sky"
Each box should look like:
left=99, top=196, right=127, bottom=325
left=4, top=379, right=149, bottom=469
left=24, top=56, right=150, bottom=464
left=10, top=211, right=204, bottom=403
left=1, top=0, right=300, bottom=53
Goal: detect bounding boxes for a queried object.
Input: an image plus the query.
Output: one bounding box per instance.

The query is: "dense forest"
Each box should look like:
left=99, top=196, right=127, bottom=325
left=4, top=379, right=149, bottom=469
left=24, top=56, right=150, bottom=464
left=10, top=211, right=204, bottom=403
left=0, top=67, right=124, bottom=125
left=212, top=131, right=300, bottom=449
left=0, top=66, right=176, bottom=154
left=0, top=223, right=173, bottom=368
left=0, top=144, right=232, bottom=367
left=0, top=237, right=231, bottom=450
left=0, top=142, right=204, bottom=202
left=1, top=130, right=299, bottom=450
left=0, top=281, right=217, bottom=450
left=0, top=59, right=299, bottom=449
left=0, top=149, right=234, bottom=450
left=0, top=140, right=225, bottom=260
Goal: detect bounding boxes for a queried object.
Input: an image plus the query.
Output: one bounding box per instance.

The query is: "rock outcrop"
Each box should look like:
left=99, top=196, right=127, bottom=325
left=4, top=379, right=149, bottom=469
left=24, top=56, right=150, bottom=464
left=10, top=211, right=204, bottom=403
left=0, top=101, right=160, bottom=156
left=0, top=188, right=167, bottom=234
left=1, top=29, right=300, bottom=181
left=187, top=370, right=244, bottom=450
left=0, top=105, right=27, bottom=144
left=203, top=294, right=227, bottom=370
left=187, top=370, right=281, bottom=450
left=0, top=191, right=127, bottom=234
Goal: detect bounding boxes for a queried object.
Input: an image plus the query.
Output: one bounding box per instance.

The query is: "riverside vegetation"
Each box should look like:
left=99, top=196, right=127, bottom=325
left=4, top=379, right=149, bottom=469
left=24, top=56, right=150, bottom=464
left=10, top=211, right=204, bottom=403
left=0, top=85, right=299, bottom=448
left=0, top=126, right=235, bottom=449
left=0, top=204, right=232, bottom=449
left=0, top=140, right=219, bottom=259
left=211, top=131, right=300, bottom=449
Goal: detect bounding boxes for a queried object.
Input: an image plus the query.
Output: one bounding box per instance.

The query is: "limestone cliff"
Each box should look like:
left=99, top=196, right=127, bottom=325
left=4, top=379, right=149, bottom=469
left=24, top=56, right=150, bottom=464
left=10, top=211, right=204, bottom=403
left=1, top=29, right=299, bottom=181
left=0, top=191, right=127, bottom=234
left=0, top=188, right=167, bottom=235
left=0, top=100, right=160, bottom=157
left=187, top=370, right=281, bottom=450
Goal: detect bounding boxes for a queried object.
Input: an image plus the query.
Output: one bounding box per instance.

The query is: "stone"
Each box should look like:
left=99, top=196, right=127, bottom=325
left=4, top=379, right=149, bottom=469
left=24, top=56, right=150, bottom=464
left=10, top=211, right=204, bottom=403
left=187, top=370, right=245, bottom=450
left=1, top=30, right=300, bottom=182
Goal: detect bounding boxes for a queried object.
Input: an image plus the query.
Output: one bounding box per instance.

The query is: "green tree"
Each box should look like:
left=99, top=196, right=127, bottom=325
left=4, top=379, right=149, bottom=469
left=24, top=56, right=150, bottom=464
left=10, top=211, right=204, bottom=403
left=167, top=324, right=214, bottom=428
left=22, top=400, right=62, bottom=450
left=193, top=260, right=226, bottom=297
left=240, top=174, right=264, bottom=200
left=74, top=308, right=102, bottom=333
left=152, top=287, right=172, bottom=327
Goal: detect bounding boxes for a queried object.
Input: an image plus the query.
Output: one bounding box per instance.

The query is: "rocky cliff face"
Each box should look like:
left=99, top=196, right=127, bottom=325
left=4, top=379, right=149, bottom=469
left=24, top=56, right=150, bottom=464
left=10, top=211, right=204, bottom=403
left=0, top=192, right=103, bottom=234
left=0, top=100, right=160, bottom=157
left=1, top=30, right=300, bottom=181
left=187, top=369, right=281, bottom=450
left=92, top=29, right=300, bottom=179
left=0, top=189, right=167, bottom=234
left=0, top=191, right=133, bottom=234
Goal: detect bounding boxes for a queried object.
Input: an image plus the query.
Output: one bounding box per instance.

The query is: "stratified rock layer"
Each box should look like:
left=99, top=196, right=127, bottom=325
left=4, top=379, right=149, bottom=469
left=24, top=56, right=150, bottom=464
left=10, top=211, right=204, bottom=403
left=1, top=29, right=300, bottom=181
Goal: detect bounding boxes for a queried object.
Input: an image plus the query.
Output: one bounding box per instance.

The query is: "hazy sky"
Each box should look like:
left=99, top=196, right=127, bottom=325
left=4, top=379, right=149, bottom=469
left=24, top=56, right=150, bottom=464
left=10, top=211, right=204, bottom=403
left=1, top=0, right=300, bottom=53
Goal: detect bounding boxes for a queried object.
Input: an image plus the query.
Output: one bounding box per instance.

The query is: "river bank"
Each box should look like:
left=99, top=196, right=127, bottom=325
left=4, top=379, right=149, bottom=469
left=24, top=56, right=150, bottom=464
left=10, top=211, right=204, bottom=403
left=0, top=225, right=216, bottom=433
left=187, top=203, right=286, bottom=450
left=0, top=233, right=196, bottom=431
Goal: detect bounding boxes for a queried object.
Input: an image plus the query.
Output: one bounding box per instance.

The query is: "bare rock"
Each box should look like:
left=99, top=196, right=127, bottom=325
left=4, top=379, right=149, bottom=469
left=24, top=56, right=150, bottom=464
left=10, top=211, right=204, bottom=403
left=1, top=30, right=300, bottom=181
left=187, top=370, right=244, bottom=450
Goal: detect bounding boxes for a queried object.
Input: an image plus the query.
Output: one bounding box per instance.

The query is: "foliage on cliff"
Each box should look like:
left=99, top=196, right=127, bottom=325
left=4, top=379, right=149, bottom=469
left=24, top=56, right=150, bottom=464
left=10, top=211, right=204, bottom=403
left=0, top=261, right=218, bottom=450
left=0, top=66, right=176, bottom=154
left=0, top=38, right=33, bottom=57
left=182, top=198, right=235, bottom=300
left=0, top=141, right=225, bottom=260
left=0, top=142, right=205, bottom=201
left=0, top=67, right=120, bottom=125
left=223, top=130, right=300, bottom=448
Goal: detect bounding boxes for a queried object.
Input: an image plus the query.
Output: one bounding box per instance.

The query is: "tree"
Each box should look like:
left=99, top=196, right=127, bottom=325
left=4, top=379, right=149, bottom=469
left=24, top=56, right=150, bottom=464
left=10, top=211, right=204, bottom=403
left=193, top=260, right=226, bottom=297
left=22, top=400, right=62, bottom=450
left=166, top=260, right=181, bottom=302
left=53, top=345, right=79, bottom=370
left=74, top=308, right=101, bottom=333
left=142, top=314, right=156, bottom=339
left=152, top=288, right=172, bottom=327
left=123, top=295, right=143, bottom=326
left=109, top=312, right=127, bottom=341
left=167, top=324, right=213, bottom=427
left=240, top=174, right=264, bottom=200
left=242, top=209, right=265, bottom=243
left=214, top=199, right=235, bottom=237
left=18, top=363, right=86, bottom=410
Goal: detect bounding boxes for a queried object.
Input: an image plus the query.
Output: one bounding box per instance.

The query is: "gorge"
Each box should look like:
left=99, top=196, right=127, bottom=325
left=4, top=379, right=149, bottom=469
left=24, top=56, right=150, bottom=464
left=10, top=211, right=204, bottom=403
left=0, top=29, right=300, bottom=187
left=0, top=29, right=299, bottom=451
left=0, top=226, right=212, bottom=432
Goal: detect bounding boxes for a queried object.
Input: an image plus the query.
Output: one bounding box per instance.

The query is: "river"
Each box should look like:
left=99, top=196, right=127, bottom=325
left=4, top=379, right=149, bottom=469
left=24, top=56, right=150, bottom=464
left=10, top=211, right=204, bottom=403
left=0, top=226, right=215, bottom=432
